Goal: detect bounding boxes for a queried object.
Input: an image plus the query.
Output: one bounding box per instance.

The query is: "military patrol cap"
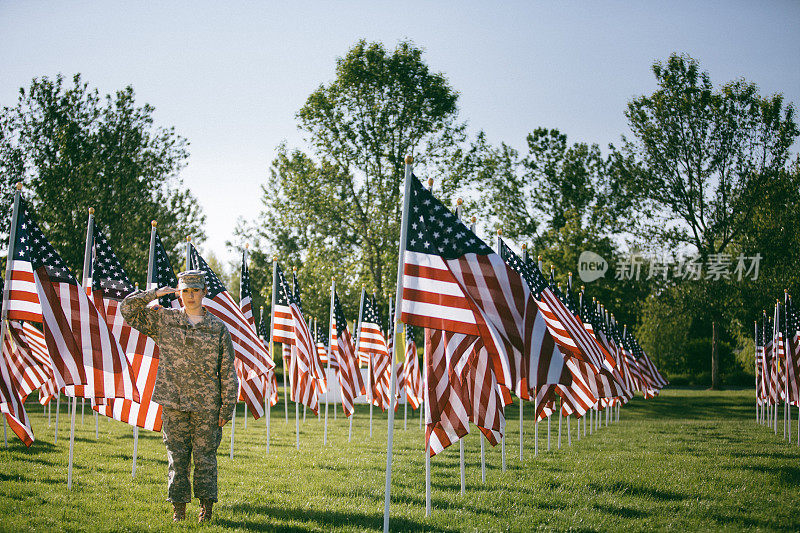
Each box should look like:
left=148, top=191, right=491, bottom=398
left=177, top=270, right=207, bottom=290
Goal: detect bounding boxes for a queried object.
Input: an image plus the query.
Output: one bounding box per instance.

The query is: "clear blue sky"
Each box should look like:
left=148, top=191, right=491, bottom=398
left=2, top=1, right=798, bottom=264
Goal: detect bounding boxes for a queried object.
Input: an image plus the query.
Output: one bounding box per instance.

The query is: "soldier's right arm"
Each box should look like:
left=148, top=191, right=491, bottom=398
left=120, top=288, right=161, bottom=338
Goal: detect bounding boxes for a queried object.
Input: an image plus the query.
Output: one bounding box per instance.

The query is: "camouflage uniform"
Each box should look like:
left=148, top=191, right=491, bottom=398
left=121, top=286, right=238, bottom=504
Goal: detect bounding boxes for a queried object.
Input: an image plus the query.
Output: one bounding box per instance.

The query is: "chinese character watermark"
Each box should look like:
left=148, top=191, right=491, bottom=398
left=579, top=251, right=762, bottom=283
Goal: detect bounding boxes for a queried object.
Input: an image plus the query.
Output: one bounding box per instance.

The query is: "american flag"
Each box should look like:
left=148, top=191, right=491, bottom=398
left=499, top=240, right=607, bottom=374
left=315, top=321, right=336, bottom=369
left=258, top=313, right=269, bottom=341
left=761, top=315, right=776, bottom=404
left=332, top=291, right=365, bottom=417
left=272, top=264, right=322, bottom=413
left=4, top=319, right=52, bottom=401
left=188, top=244, right=275, bottom=381
left=399, top=174, right=538, bottom=399
left=424, top=328, right=469, bottom=456
left=236, top=250, right=270, bottom=419
left=90, top=227, right=162, bottom=431
left=402, top=324, right=423, bottom=409
left=7, top=199, right=138, bottom=403
left=271, top=264, right=294, bottom=345
left=360, top=293, right=391, bottom=410
left=424, top=328, right=507, bottom=455
left=152, top=233, right=180, bottom=308
left=0, top=334, right=35, bottom=446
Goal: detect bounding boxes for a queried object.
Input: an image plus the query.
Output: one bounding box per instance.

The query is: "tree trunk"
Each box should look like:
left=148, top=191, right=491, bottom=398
left=711, top=321, right=720, bottom=390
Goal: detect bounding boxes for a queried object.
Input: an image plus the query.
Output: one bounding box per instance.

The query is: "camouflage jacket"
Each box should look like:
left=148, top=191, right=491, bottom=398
left=120, top=289, right=238, bottom=422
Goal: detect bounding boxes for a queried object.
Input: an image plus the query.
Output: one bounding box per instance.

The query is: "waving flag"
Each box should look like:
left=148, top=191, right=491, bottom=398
left=90, top=227, right=162, bottom=430
left=360, top=293, right=391, bottom=410
left=499, top=240, right=606, bottom=374
left=236, top=250, right=271, bottom=419
left=332, top=291, right=365, bottom=417
left=271, top=264, right=294, bottom=345
left=399, top=175, right=538, bottom=399
left=151, top=233, right=180, bottom=308
left=0, top=336, right=34, bottom=446
left=6, top=199, right=138, bottom=403
left=272, top=264, right=322, bottom=413
left=188, top=244, right=275, bottom=380
left=402, top=325, right=423, bottom=409
left=4, top=320, right=52, bottom=401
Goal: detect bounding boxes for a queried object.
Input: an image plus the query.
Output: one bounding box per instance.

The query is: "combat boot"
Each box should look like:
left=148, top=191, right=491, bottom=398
left=198, top=500, right=214, bottom=523
left=172, top=502, right=186, bottom=522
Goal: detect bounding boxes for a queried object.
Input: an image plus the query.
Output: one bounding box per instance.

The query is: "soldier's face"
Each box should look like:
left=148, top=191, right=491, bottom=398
left=180, top=287, right=207, bottom=311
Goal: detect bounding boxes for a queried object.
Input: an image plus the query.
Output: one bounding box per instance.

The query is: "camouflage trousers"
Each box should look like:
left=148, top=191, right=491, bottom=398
left=161, top=408, right=223, bottom=503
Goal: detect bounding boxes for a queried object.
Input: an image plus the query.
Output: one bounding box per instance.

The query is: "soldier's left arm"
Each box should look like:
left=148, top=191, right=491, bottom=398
left=218, top=327, right=238, bottom=426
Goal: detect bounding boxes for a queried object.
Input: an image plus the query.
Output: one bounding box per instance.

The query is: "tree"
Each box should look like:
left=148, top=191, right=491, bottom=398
left=248, top=40, right=466, bottom=317
left=0, top=74, right=206, bottom=283
left=617, top=54, right=798, bottom=388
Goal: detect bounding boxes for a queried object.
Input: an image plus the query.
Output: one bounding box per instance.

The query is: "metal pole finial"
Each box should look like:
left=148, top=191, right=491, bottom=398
left=405, top=155, right=414, bottom=164
left=151, top=220, right=157, bottom=228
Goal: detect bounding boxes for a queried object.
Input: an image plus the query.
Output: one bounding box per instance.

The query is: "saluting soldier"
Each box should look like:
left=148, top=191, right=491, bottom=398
left=121, top=270, right=238, bottom=523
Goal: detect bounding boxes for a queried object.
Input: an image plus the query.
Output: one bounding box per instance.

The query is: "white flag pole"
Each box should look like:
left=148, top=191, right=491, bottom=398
left=130, top=221, right=158, bottom=478
left=55, top=392, right=60, bottom=444
left=230, top=404, right=236, bottom=459
left=534, top=386, right=538, bottom=457
left=383, top=155, right=413, bottom=533
left=567, top=414, right=571, bottom=446
left=67, top=207, right=95, bottom=489
left=784, top=291, right=789, bottom=441
left=353, top=286, right=366, bottom=439
left=493, top=230, right=508, bottom=469
left=293, top=345, right=299, bottom=450
left=268, top=257, right=287, bottom=425
left=264, top=374, right=272, bottom=455
left=324, top=278, right=335, bottom=446
left=481, top=431, right=487, bottom=482
left=0, top=184, right=23, bottom=448
left=558, top=397, right=562, bottom=449
left=455, top=200, right=468, bottom=483
left=773, top=303, right=779, bottom=434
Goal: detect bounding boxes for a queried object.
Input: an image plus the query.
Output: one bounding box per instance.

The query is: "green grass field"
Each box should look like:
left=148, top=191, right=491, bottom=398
left=1, top=388, right=798, bottom=532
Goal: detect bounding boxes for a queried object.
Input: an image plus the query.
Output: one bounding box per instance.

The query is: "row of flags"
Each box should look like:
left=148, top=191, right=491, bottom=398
left=0, top=194, right=282, bottom=447
left=755, top=295, right=800, bottom=418
left=397, top=174, right=667, bottom=456
left=0, top=179, right=665, bottom=465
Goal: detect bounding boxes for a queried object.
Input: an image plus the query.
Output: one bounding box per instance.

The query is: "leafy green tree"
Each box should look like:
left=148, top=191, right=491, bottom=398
left=617, top=54, right=798, bottom=388
left=0, top=74, right=205, bottom=283
left=246, top=40, right=466, bottom=317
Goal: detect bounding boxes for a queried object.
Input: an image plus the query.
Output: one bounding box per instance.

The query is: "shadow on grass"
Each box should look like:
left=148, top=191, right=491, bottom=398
left=589, top=481, right=688, bottom=501
left=592, top=502, right=648, bottom=519
left=219, top=502, right=447, bottom=532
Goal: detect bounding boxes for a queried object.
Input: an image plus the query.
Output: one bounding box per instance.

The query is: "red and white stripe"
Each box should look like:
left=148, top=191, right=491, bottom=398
left=272, top=302, right=294, bottom=345
left=4, top=321, right=52, bottom=399
left=402, top=250, right=538, bottom=401
left=32, top=268, right=139, bottom=404
left=236, top=358, right=265, bottom=419
left=0, top=340, right=34, bottom=446
left=204, top=290, right=275, bottom=381
left=787, top=332, right=800, bottom=406
left=88, top=289, right=162, bottom=430
left=464, top=339, right=506, bottom=445
left=6, top=260, right=43, bottom=323
left=333, top=324, right=365, bottom=417
left=402, top=338, right=423, bottom=409
left=425, top=328, right=470, bottom=456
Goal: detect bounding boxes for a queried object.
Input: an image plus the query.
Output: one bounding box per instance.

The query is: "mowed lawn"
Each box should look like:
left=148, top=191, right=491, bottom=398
left=1, top=388, right=798, bottom=532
